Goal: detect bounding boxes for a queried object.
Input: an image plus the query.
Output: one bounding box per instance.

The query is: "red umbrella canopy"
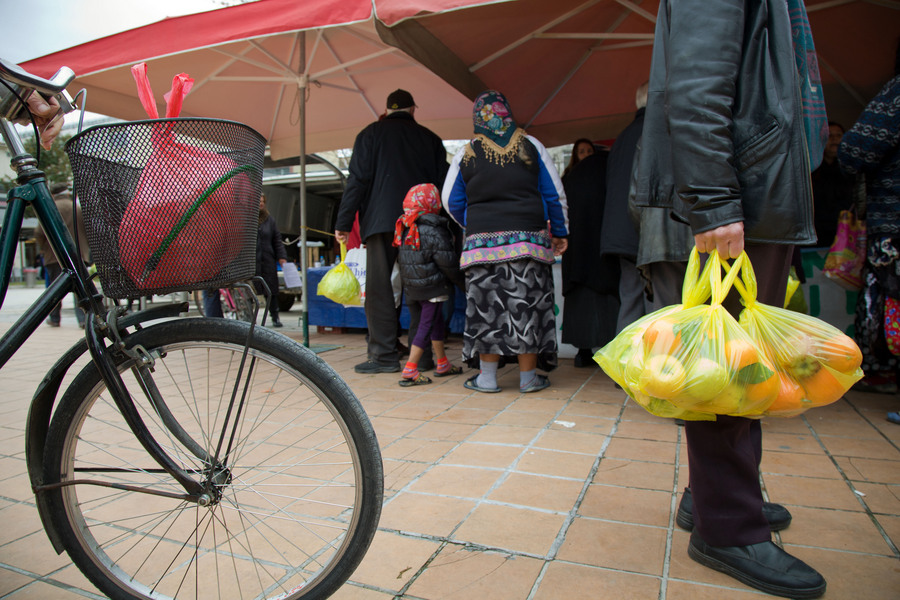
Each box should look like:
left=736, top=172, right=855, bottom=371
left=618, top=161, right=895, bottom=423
left=20, top=0, right=497, bottom=158
left=379, top=0, right=899, bottom=147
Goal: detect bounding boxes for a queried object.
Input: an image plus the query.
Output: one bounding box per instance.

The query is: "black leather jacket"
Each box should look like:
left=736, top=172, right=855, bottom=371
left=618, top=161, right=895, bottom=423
left=630, top=0, right=815, bottom=246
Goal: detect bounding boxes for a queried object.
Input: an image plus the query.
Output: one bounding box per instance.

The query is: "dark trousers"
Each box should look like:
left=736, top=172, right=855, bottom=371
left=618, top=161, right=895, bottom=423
left=684, top=243, right=793, bottom=547
left=45, top=262, right=85, bottom=326
left=410, top=300, right=446, bottom=349
left=203, top=289, right=224, bottom=318
left=616, top=256, right=649, bottom=334
left=364, top=233, right=400, bottom=365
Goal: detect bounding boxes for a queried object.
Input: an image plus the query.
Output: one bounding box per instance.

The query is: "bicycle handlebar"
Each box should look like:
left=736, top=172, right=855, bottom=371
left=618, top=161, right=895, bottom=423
left=0, top=57, right=77, bottom=123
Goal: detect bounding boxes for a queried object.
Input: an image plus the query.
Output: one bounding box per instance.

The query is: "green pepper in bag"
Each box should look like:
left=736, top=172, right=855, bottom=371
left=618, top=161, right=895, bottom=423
left=317, top=241, right=361, bottom=305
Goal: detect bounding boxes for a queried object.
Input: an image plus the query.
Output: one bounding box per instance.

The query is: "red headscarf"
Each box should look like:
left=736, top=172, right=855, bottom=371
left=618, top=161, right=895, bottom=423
left=392, top=183, right=441, bottom=249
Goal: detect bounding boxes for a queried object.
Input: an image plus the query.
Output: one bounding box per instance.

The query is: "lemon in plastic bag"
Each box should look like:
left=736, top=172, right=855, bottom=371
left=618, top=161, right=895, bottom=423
left=317, top=241, right=361, bottom=305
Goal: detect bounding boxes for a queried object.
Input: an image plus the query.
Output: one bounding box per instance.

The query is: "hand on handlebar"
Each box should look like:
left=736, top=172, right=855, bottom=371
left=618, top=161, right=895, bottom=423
left=25, top=91, right=64, bottom=149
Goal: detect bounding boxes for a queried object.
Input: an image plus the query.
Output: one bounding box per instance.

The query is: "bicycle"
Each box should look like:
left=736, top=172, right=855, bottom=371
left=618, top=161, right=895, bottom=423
left=0, top=58, right=383, bottom=600
left=193, top=286, right=256, bottom=321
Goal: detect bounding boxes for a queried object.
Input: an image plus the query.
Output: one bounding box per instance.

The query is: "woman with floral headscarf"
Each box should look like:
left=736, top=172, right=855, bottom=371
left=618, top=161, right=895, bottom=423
left=443, top=90, right=569, bottom=393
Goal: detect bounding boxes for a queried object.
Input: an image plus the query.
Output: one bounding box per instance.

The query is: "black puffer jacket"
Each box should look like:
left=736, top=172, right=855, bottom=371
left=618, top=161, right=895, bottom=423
left=397, top=213, right=463, bottom=301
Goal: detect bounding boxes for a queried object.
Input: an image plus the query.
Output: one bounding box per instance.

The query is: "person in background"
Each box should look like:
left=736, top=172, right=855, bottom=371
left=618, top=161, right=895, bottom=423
left=838, top=44, right=900, bottom=399
left=393, top=183, right=464, bottom=386
left=630, top=0, right=827, bottom=597
left=810, top=121, right=853, bottom=247
left=562, top=138, right=595, bottom=177
left=256, top=194, right=287, bottom=327
left=33, top=182, right=90, bottom=328
left=335, top=89, right=449, bottom=374
left=561, top=142, right=619, bottom=367
left=443, top=90, right=568, bottom=394
left=602, top=81, right=651, bottom=334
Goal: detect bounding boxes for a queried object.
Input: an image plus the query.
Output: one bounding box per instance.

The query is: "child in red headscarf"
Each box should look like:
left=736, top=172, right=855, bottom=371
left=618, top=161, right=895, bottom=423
left=393, top=183, right=465, bottom=385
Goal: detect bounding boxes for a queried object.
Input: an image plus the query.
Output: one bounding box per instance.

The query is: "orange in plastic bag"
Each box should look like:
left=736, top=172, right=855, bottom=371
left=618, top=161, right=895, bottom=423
left=729, top=253, right=864, bottom=417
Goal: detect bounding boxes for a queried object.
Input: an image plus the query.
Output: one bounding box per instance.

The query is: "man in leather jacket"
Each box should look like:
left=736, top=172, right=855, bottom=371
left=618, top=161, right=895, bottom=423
left=630, top=0, right=827, bottom=597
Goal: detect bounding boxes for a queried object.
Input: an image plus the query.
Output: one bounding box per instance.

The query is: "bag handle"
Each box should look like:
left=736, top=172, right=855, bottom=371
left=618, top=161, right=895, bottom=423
left=715, top=250, right=758, bottom=308
left=339, top=240, right=348, bottom=264
left=130, top=62, right=195, bottom=119
left=681, top=247, right=714, bottom=308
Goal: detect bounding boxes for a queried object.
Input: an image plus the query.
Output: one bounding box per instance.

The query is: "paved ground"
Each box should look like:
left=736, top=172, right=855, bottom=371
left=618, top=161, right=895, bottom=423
left=0, top=289, right=898, bottom=599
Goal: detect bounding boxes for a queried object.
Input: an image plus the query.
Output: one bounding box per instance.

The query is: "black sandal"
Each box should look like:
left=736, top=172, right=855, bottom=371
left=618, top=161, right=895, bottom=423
left=433, top=365, right=462, bottom=377
left=399, top=373, right=432, bottom=387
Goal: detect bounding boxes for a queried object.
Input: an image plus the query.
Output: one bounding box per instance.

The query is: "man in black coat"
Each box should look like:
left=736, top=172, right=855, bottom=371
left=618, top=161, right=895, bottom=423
left=601, top=83, right=649, bottom=333
left=335, top=90, right=449, bottom=373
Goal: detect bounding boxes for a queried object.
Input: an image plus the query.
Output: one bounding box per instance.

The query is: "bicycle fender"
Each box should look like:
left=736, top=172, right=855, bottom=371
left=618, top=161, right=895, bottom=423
left=27, top=302, right=190, bottom=553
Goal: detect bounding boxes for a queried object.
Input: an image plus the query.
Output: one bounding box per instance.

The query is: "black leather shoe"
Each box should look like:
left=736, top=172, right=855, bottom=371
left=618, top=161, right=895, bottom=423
left=677, top=487, right=791, bottom=532
left=688, top=532, right=826, bottom=598
left=354, top=360, right=401, bottom=374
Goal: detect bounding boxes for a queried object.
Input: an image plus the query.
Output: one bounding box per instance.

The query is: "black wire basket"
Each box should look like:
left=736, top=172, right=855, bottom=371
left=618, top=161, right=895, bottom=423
left=66, top=118, right=266, bottom=299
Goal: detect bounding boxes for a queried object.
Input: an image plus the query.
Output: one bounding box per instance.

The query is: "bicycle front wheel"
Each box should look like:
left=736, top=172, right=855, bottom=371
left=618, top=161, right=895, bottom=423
left=43, top=318, right=383, bottom=600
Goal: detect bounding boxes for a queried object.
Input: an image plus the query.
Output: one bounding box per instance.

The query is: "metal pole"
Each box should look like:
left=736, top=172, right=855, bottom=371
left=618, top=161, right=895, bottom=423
left=299, top=32, right=310, bottom=347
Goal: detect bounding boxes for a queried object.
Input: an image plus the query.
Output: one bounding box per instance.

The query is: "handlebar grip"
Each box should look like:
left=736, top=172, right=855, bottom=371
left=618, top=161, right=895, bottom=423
left=0, top=58, right=77, bottom=122
left=0, top=57, right=75, bottom=94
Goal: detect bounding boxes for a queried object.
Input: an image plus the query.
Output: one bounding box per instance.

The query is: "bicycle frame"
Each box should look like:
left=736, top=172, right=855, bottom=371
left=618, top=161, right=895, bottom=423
left=0, top=95, right=221, bottom=521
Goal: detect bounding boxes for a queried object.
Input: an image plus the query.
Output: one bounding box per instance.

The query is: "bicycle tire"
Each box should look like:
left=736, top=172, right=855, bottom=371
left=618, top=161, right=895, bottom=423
left=43, top=318, right=383, bottom=600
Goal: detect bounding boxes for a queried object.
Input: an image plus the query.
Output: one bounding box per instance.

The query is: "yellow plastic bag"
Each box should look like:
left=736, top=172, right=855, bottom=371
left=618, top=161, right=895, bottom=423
left=316, top=241, right=361, bottom=305
left=729, top=253, right=863, bottom=417
left=596, top=249, right=778, bottom=420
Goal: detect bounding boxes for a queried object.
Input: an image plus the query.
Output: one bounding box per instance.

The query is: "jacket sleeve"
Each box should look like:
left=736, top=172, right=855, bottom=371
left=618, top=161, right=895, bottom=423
left=335, top=125, right=374, bottom=231
left=529, top=135, right=569, bottom=237
left=442, top=146, right=468, bottom=228
left=666, top=0, right=746, bottom=234
left=838, top=75, right=900, bottom=176
left=272, top=222, right=287, bottom=262
left=432, top=225, right=464, bottom=288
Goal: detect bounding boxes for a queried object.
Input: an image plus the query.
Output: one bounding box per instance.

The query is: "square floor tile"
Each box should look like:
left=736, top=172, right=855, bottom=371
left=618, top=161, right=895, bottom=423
left=407, top=464, right=503, bottom=499
left=451, top=504, right=566, bottom=556
left=557, top=519, right=667, bottom=576
left=488, top=472, right=585, bottom=512
left=532, top=562, right=661, bottom=600
left=579, top=484, right=672, bottom=527
left=379, top=492, right=476, bottom=538
left=405, top=545, right=544, bottom=600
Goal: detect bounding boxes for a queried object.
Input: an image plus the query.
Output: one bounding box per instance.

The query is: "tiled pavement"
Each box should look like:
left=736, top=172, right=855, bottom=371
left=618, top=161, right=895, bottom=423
left=0, top=294, right=898, bottom=599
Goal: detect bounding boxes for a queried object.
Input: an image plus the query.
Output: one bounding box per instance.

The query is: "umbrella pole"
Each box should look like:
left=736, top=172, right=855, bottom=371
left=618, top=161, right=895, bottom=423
left=299, top=32, right=310, bottom=347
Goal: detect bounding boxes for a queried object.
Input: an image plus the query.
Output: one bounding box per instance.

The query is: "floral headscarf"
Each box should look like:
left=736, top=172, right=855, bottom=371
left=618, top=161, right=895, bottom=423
left=467, top=90, right=526, bottom=165
left=474, top=90, right=517, bottom=147
left=393, top=183, right=441, bottom=250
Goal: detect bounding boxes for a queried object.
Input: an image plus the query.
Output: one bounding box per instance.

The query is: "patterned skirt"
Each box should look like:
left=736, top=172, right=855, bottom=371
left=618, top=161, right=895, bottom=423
left=462, top=259, right=559, bottom=371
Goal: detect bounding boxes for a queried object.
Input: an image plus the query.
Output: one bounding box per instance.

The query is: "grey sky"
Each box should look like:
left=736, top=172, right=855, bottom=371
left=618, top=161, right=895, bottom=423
left=2, top=0, right=240, bottom=63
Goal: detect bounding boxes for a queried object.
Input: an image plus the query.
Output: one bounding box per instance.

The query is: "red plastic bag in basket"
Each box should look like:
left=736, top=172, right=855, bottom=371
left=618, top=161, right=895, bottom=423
left=119, top=63, right=252, bottom=290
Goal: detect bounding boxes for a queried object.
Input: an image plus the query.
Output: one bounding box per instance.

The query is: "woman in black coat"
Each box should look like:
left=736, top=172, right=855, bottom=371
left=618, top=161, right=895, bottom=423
left=561, top=148, right=620, bottom=366
left=255, top=194, right=288, bottom=327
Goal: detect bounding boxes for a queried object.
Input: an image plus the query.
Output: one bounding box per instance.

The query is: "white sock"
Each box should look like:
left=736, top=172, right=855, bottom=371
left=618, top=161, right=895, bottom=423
left=477, top=360, right=499, bottom=388
left=520, top=369, right=536, bottom=388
